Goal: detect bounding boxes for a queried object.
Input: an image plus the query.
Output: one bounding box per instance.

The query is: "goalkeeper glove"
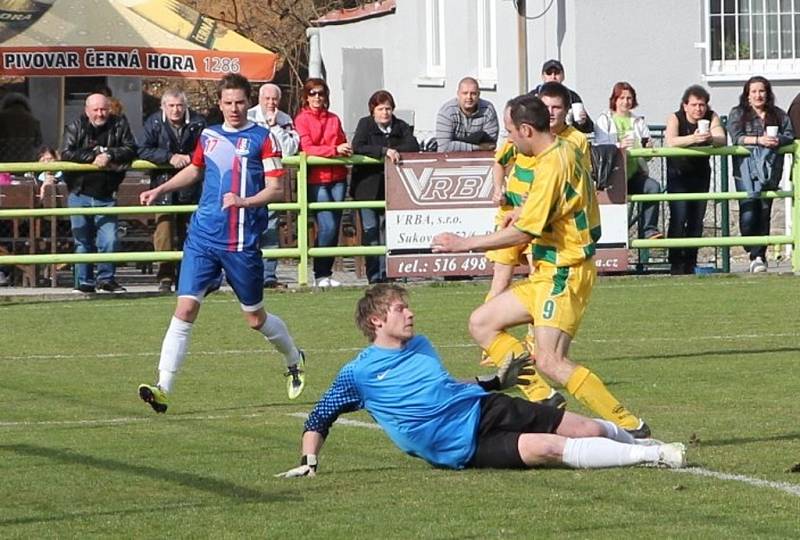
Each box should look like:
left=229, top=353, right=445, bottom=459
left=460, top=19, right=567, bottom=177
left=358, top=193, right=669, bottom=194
left=476, top=351, right=535, bottom=391
left=275, top=454, right=318, bottom=478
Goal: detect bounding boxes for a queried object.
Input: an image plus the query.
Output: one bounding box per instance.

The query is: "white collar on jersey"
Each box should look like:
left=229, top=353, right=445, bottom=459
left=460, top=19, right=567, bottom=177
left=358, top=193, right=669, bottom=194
left=221, top=121, right=254, bottom=132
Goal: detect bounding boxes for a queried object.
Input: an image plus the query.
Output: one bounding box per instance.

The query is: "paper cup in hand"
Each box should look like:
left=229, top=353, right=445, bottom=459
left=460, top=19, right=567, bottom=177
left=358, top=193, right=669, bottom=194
left=571, top=102, right=585, bottom=119
left=697, top=119, right=710, bottom=133
left=765, top=125, right=778, bottom=137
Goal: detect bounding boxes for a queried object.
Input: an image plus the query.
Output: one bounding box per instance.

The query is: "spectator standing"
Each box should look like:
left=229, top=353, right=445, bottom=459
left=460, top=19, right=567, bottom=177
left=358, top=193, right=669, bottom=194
left=727, top=76, right=794, bottom=273
left=664, top=85, right=726, bottom=275
left=788, top=91, right=800, bottom=136
left=530, top=59, right=594, bottom=134
left=248, top=83, right=300, bottom=288
left=594, top=82, right=663, bottom=239
left=136, top=74, right=306, bottom=412
left=60, top=93, right=136, bottom=293
left=294, top=78, right=351, bottom=288
left=0, top=92, right=42, bottom=163
left=351, top=90, right=419, bottom=284
left=435, top=77, right=499, bottom=152
left=138, top=88, right=206, bottom=293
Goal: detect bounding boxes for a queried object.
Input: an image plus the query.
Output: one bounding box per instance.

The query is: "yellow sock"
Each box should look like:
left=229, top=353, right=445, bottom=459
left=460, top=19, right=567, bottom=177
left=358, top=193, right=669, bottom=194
left=517, top=371, right=555, bottom=402
left=565, top=366, right=640, bottom=429
left=486, top=332, right=526, bottom=365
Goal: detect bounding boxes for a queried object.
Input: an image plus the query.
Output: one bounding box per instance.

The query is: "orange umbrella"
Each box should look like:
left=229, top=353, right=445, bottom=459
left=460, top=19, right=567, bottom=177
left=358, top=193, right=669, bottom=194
left=0, top=0, right=278, bottom=81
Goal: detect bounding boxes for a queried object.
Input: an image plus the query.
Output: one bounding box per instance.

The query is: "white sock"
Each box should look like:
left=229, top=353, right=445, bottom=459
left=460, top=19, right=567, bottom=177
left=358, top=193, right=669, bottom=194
left=562, top=437, right=659, bottom=468
left=595, top=419, right=636, bottom=445
left=258, top=313, right=300, bottom=366
left=157, top=316, right=194, bottom=393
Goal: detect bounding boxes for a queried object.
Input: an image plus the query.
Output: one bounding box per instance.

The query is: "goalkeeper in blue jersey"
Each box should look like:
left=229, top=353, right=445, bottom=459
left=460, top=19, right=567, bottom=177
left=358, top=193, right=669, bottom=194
left=277, top=284, right=685, bottom=476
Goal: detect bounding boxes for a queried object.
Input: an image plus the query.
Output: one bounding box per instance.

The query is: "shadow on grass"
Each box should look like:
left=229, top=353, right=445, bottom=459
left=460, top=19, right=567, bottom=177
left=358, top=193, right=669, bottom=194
left=599, top=346, right=800, bottom=363
left=0, top=501, right=210, bottom=527
left=692, top=432, right=800, bottom=447
left=0, top=443, right=297, bottom=512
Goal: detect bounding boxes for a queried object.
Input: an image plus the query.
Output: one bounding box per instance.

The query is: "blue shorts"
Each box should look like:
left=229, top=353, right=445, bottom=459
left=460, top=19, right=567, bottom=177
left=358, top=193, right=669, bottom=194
left=178, top=236, right=264, bottom=310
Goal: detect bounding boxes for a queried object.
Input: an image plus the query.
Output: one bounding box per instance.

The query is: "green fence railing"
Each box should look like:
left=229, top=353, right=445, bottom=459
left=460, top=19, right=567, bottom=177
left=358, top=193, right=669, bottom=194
left=0, top=143, right=798, bottom=287
left=628, top=142, right=799, bottom=273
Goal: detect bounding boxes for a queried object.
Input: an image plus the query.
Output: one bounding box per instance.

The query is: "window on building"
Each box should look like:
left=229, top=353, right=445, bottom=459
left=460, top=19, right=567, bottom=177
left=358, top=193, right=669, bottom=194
left=477, top=0, right=497, bottom=87
left=707, top=0, right=800, bottom=78
left=425, top=0, right=446, bottom=79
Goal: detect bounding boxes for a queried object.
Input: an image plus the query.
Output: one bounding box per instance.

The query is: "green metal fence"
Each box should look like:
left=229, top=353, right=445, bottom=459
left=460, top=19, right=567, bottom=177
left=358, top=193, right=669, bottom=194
left=628, top=143, right=799, bottom=273
left=0, top=143, right=798, bottom=287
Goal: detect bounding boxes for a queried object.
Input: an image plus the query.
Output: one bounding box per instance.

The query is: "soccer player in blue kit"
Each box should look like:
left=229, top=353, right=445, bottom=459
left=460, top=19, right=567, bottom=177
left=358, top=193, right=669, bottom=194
left=137, top=74, right=305, bottom=412
left=277, top=284, right=685, bottom=476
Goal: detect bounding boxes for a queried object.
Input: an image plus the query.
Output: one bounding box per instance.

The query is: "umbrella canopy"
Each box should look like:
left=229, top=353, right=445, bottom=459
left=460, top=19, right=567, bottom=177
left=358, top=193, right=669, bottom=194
left=0, top=0, right=278, bottom=81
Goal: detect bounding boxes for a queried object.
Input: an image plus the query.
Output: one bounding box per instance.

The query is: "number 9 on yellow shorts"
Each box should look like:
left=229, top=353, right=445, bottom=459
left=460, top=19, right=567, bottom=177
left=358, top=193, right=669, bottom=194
left=509, top=258, right=596, bottom=337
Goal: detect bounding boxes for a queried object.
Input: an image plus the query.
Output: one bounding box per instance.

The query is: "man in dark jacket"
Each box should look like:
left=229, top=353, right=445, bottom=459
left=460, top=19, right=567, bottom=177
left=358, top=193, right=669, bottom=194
left=61, top=92, right=137, bottom=293
left=138, top=88, right=206, bottom=292
left=530, top=59, right=594, bottom=134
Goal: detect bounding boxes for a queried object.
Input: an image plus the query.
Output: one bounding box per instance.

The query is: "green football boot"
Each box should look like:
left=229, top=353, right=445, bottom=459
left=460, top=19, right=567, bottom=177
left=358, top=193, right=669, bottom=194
left=138, top=384, right=168, bottom=413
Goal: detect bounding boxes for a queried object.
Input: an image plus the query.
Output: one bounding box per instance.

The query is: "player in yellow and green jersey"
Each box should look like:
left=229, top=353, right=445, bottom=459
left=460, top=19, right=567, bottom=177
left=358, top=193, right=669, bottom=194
left=485, top=139, right=532, bottom=299
left=433, top=93, right=651, bottom=438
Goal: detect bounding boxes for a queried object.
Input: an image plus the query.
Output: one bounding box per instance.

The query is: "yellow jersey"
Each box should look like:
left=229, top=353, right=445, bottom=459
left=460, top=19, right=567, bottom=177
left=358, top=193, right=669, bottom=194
left=557, top=125, right=592, bottom=172
left=513, top=137, right=601, bottom=266
left=494, top=139, right=530, bottom=207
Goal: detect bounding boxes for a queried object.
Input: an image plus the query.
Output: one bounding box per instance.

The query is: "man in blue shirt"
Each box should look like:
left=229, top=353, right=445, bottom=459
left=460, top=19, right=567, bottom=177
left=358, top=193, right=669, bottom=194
left=278, top=284, right=686, bottom=476
left=136, top=74, right=306, bottom=413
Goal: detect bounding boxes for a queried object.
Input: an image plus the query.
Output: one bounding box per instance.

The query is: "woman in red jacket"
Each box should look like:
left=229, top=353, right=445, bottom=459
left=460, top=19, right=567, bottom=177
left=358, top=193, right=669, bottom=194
left=295, top=78, right=352, bottom=288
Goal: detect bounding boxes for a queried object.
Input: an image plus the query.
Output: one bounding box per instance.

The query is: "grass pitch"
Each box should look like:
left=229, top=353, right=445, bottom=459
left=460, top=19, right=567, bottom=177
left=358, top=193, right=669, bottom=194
left=1, top=274, right=799, bottom=538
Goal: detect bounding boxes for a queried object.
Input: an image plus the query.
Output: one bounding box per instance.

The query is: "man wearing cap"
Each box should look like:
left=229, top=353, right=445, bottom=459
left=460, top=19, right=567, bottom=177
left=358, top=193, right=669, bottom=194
left=530, top=60, right=593, bottom=134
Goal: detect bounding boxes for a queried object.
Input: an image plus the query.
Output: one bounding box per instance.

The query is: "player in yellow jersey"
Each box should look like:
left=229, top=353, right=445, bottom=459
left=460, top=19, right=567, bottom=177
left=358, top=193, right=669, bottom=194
left=486, top=139, right=530, bottom=300
left=432, top=94, right=651, bottom=438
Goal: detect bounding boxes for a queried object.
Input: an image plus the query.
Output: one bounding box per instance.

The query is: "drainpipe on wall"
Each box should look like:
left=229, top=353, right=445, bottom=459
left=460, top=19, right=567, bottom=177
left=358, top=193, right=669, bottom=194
left=516, top=0, right=528, bottom=94
left=306, top=27, right=322, bottom=79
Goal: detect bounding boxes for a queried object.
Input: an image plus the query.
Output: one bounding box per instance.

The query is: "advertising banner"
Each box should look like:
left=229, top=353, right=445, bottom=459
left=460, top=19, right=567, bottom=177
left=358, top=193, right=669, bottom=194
left=385, top=152, right=629, bottom=278
left=0, top=0, right=277, bottom=81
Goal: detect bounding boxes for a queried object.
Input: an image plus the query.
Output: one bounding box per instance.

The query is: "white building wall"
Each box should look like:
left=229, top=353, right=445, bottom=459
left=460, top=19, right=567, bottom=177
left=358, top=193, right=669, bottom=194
left=316, top=0, right=523, bottom=140
left=538, top=0, right=798, bottom=127
left=316, top=0, right=799, bottom=140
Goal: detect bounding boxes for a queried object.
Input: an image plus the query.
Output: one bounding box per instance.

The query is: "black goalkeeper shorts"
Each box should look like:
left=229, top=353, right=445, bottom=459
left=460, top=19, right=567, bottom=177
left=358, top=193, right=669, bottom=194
left=467, top=393, right=565, bottom=469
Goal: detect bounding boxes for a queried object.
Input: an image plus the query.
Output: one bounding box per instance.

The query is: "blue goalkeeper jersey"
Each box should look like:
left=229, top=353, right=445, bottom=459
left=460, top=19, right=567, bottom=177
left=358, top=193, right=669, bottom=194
left=304, top=335, right=488, bottom=469
left=189, top=122, right=283, bottom=251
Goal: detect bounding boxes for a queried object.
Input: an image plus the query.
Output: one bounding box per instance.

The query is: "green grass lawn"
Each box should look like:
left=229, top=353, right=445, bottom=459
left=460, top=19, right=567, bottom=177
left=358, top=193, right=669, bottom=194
left=1, top=274, right=799, bottom=538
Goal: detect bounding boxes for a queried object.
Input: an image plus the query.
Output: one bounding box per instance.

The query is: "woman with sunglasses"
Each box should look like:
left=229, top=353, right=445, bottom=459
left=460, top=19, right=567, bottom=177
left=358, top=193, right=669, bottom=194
left=295, top=78, right=353, bottom=288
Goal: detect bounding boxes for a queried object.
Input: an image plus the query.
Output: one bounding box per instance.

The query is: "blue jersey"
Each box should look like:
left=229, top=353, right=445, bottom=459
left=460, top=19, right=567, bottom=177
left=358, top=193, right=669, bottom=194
left=305, top=335, right=488, bottom=469
left=189, top=122, right=283, bottom=251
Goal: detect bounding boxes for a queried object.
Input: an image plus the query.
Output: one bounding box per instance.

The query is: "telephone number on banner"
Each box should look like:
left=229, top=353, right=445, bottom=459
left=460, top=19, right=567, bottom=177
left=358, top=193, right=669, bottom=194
left=387, top=253, right=493, bottom=277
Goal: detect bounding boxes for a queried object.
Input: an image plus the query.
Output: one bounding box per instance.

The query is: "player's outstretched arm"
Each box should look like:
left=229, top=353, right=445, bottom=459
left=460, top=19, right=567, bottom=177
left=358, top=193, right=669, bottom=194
left=431, top=225, right=532, bottom=254
left=276, top=430, right=325, bottom=478
left=140, top=164, right=203, bottom=205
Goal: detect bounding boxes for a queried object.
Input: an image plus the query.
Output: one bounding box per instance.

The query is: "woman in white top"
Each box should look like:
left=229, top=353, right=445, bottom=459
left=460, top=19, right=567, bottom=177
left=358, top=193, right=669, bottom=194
left=594, top=82, right=662, bottom=239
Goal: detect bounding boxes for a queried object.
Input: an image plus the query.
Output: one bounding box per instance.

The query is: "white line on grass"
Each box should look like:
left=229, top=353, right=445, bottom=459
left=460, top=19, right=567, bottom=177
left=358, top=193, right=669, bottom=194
left=287, top=411, right=381, bottom=430
left=674, top=467, right=800, bottom=497
left=4, top=411, right=798, bottom=498
left=1, top=331, right=796, bottom=363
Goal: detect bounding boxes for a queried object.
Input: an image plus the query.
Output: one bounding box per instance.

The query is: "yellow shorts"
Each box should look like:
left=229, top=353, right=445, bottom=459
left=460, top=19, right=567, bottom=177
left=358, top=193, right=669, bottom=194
left=509, top=258, right=596, bottom=337
left=486, top=205, right=529, bottom=266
